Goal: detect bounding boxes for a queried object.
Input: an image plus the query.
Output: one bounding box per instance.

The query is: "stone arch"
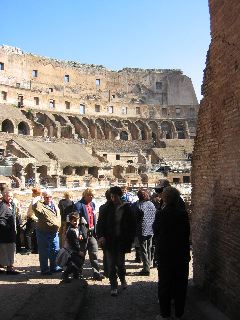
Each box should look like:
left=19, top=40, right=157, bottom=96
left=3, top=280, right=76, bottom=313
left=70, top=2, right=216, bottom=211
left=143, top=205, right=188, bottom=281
left=160, top=121, right=175, bottom=139
left=25, top=163, right=35, bottom=180
left=18, top=121, right=30, bottom=135
left=127, top=121, right=141, bottom=140
left=120, top=131, right=129, bottom=141
left=75, top=167, right=86, bottom=176
left=148, top=120, right=160, bottom=145
left=135, top=120, right=151, bottom=140
left=36, top=112, right=58, bottom=137
left=1, top=119, right=14, bottom=133
left=82, top=117, right=96, bottom=139
left=174, top=120, right=186, bottom=139
left=37, top=165, right=48, bottom=177
left=109, top=119, right=123, bottom=129
left=12, top=163, right=24, bottom=178
left=68, top=116, right=89, bottom=139
left=95, top=123, right=104, bottom=139
left=63, top=166, right=73, bottom=175
left=53, top=114, right=67, bottom=126
left=95, top=118, right=108, bottom=139
left=88, top=167, right=98, bottom=178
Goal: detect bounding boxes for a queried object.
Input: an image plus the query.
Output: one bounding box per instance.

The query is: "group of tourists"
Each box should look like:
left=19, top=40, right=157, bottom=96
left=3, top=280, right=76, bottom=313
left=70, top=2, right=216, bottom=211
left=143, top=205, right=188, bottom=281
left=0, top=180, right=190, bottom=320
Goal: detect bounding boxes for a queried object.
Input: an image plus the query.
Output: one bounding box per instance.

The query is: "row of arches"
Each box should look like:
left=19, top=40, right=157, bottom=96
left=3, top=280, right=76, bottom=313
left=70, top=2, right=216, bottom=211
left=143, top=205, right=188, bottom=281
left=1, top=111, right=190, bottom=142
left=1, top=119, right=31, bottom=135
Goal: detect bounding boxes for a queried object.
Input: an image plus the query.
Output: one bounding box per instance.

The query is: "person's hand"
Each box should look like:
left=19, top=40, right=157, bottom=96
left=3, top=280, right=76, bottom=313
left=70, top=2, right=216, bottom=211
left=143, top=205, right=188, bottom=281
left=98, top=237, right=106, bottom=247
left=79, top=235, right=84, bottom=241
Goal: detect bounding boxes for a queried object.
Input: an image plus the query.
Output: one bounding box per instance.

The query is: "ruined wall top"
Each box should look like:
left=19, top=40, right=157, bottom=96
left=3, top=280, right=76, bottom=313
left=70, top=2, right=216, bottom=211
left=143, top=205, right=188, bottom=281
left=0, top=45, right=183, bottom=75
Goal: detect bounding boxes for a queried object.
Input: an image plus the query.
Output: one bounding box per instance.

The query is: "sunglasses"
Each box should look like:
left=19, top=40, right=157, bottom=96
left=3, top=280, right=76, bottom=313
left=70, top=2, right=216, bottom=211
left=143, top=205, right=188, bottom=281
left=154, top=187, right=164, bottom=193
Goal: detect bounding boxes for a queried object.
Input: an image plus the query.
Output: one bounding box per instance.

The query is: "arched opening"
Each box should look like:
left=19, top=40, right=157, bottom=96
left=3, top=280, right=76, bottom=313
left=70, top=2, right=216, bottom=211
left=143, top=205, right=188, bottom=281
left=141, top=130, right=146, bottom=140
left=88, top=167, right=98, bottom=178
left=120, top=131, right=128, bottom=141
left=2, top=119, right=14, bottom=133
left=63, top=166, right=73, bottom=175
left=18, top=121, right=30, bottom=135
left=161, top=121, right=173, bottom=139
left=25, top=163, right=34, bottom=180
left=75, top=167, right=86, bottom=176
left=126, top=165, right=136, bottom=174
left=152, top=132, right=157, bottom=146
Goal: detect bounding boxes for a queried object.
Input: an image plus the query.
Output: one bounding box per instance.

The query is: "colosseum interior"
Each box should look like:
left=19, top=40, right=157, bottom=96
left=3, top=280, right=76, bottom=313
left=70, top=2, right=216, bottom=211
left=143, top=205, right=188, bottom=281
left=0, top=45, right=198, bottom=189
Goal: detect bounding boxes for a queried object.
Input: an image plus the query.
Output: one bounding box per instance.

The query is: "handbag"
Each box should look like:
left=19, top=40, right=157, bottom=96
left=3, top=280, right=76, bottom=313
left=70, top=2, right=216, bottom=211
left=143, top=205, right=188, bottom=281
left=56, top=247, right=71, bottom=267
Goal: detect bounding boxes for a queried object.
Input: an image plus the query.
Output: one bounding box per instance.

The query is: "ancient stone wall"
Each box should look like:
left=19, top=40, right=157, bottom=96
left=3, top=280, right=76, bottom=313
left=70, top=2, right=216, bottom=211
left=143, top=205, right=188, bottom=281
left=192, top=1, right=240, bottom=319
left=0, top=45, right=198, bottom=124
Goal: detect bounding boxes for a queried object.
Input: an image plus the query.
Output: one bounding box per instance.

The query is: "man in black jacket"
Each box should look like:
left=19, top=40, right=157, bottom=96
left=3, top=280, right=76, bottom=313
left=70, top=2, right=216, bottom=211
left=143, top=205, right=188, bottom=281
left=97, top=186, right=136, bottom=296
left=153, top=187, right=190, bottom=320
left=0, top=190, right=20, bottom=274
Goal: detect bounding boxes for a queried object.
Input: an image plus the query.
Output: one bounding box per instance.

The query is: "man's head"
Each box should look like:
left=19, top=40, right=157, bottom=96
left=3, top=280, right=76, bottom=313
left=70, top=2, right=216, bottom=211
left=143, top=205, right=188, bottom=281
left=69, top=212, right=80, bottom=227
left=105, top=189, right=111, bottom=202
left=2, top=189, right=13, bottom=203
left=109, top=186, right=123, bottom=204
left=154, top=179, right=171, bottom=195
left=42, top=190, right=53, bottom=205
left=162, top=186, right=180, bottom=206
left=137, top=189, right=150, bottom=201
left=82, top=188, right=94, bottom=204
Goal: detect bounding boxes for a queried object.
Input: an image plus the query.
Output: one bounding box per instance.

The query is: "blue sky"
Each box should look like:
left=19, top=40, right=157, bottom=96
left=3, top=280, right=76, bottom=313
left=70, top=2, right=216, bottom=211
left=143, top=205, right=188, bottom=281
left=0, top=0, right=210, bottom=101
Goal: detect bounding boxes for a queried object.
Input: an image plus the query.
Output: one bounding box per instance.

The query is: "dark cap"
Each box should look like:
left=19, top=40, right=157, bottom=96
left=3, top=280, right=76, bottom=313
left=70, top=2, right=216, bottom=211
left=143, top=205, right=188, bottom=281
left=155, top=179, right=170, bottom=193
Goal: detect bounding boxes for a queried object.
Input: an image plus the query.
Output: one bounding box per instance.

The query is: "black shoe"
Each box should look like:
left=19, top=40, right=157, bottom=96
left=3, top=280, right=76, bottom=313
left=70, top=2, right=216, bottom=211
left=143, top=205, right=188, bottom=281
left=93, top=273, right=105, bottom=281
left=138, top=270, right=150, bottom=276
left=6, top=270, right=20, bottom=275
left=41, top=271, right=52, bottom=276
left=61, top=277, right=71, bottom=283
left=51, top=268, right=63, bottom=273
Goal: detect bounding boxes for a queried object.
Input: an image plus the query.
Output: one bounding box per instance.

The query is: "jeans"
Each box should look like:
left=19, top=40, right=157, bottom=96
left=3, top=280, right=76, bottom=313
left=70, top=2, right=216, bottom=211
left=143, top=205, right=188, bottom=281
left=106, top=249, right=126, bottom=289
left=139, top=235, right=153, bottom=272
left=36, top=229, right=60, bottom=273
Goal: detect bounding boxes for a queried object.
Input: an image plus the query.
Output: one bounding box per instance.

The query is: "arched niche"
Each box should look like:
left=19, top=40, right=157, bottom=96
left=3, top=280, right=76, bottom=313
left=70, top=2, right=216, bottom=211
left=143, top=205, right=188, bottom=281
left=18, top=121, right=30, bottom=135
left=2, top=119, right=14, bottom=133
left=120, top=131, right=129, bottom=141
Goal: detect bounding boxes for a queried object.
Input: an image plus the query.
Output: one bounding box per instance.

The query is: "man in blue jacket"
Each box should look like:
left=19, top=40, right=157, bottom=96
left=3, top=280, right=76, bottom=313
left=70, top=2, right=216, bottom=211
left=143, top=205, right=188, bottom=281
left=74, top=188, right=104, bottom=281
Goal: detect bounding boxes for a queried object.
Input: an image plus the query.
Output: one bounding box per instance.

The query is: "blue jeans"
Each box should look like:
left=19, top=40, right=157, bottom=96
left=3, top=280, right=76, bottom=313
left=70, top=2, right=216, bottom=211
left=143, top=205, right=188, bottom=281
left=36, top=229, right=60, bottom=273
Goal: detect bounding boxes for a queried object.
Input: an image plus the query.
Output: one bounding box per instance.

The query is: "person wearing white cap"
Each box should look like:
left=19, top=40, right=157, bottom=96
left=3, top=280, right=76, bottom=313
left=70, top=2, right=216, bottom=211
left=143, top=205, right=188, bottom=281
left=33, top=190, right=61, bottom=275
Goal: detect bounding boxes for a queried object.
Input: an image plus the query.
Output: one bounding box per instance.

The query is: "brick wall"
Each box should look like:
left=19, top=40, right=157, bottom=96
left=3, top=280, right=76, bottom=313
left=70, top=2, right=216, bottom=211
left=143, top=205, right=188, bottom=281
left=192, top=1, right=240, bottom=319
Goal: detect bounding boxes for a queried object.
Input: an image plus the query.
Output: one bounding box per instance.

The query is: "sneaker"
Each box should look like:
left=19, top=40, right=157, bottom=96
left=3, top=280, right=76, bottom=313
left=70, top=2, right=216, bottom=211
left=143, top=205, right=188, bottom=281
left=138, top=269, right=150, bottom=276
left=121, top=280, right=128, bottom=290
left=110, top=288, right=118, bottom=297
left=93, top=273, right=105, bottom=281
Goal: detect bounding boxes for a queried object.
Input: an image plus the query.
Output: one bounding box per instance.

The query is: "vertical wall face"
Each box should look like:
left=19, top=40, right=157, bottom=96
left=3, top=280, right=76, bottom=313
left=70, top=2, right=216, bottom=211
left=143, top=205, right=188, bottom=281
left=192, top=1, right=240, bottom=319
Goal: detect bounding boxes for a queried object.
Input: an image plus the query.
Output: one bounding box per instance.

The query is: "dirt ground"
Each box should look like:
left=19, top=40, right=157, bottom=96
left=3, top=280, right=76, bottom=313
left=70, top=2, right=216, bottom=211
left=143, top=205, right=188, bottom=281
left=0, top=250, right=229, bottom=320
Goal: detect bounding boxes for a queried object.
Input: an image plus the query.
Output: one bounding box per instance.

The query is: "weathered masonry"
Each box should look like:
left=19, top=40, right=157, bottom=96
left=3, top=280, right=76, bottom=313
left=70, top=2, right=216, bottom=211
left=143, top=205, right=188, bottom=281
left=192, top=1, right=240, bottom=319
left=0, top=45, right=198, bottom=188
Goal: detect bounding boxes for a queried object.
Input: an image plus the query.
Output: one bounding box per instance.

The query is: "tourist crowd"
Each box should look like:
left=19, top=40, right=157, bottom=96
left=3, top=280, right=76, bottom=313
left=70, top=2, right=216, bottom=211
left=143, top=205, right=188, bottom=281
left=0, top=180, right=190, bottom=320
